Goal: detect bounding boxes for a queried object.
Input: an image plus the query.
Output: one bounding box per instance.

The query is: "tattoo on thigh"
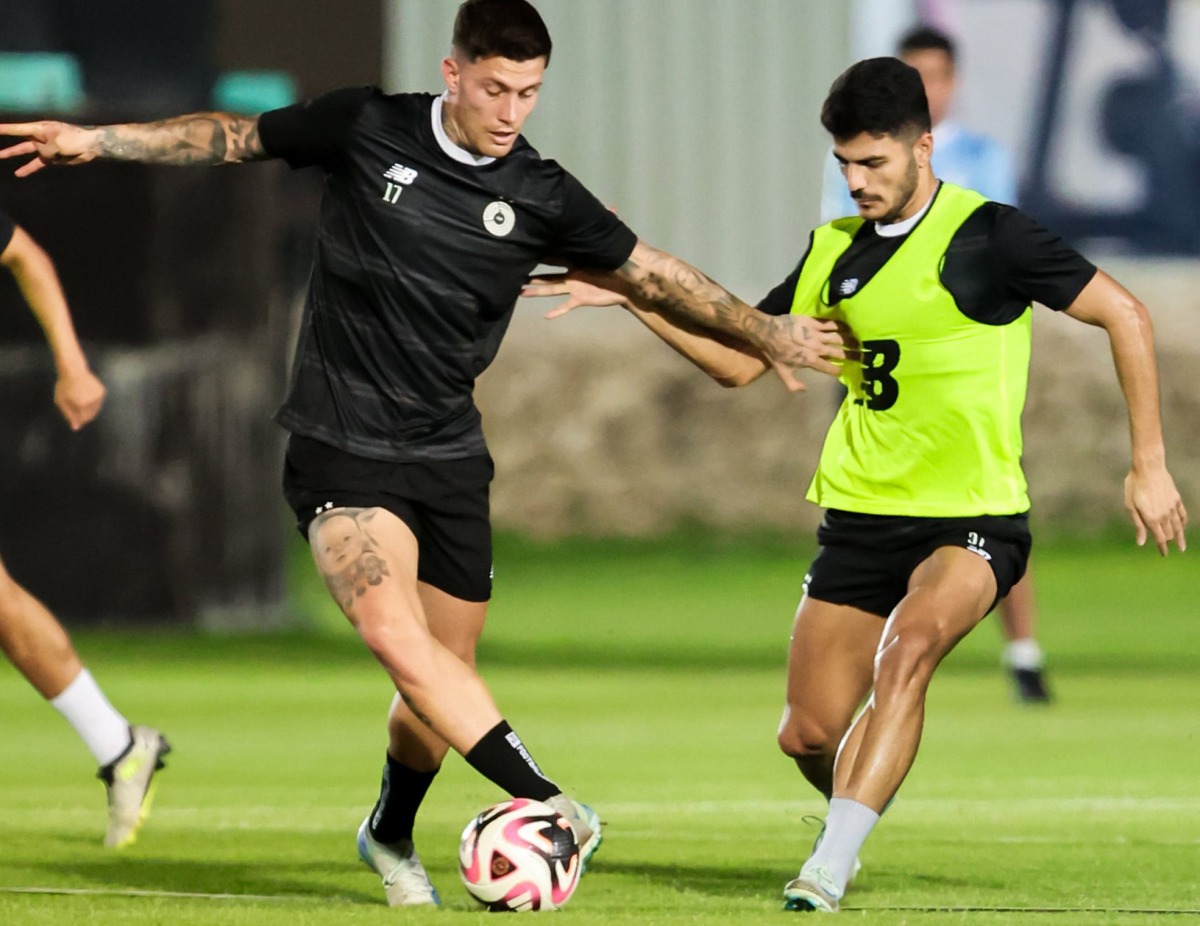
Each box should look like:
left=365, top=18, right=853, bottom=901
left=309, top=507, right=391, bottom=614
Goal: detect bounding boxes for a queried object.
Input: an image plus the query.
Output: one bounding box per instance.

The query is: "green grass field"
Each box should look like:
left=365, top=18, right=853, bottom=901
left=1, top=534, right=1197, bottom=924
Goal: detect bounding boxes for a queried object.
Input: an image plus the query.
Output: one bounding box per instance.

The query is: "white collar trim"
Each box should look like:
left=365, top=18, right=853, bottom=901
left=432, top=93, right=496, bottom=167
left=874, top=184, right=938, bottom=238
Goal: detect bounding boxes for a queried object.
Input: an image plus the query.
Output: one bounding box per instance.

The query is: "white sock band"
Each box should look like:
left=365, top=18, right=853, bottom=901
left=1004, top=638, right=1044, bottom=670
left=804, top=797, right=880, bottom=897
left=49, top=669, right=131, bottom=766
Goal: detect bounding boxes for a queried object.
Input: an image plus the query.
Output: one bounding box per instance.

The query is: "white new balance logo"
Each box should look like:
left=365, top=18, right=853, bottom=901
left=384, top=163, right=418, bottom=184
left=382, top=163, right=419, bottom=204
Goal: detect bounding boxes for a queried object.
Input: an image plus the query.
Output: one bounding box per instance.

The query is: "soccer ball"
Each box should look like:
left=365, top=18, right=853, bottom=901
left=459, top=798, right=581, bottom=911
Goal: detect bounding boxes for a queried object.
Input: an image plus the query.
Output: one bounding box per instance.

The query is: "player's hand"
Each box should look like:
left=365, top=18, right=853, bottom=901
left=522, top=273, right=628, bottom=319
left=55, top=368, right=106, bottom=430
left=0, top=122, right=100, bottom=177
left=763, top=315, right=854, bottom=393
left=1124, top=466, right=1187, bottom=555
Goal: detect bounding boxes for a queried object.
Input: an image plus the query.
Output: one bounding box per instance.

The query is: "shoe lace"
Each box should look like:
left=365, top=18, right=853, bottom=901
left=801, top=814, right=827, bottom=852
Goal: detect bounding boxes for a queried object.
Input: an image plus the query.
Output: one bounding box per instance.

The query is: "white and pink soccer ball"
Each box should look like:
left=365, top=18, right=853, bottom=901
left=459, top=798, right=582, bottom=911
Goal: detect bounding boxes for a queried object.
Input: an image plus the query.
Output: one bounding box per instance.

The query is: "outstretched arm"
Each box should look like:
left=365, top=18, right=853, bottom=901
left=1065, top=270, right=1187, bottom=554
left=0, top=226, right=104, bottom=429
left=524, top=270, right=775, bottom=387
left=526, top=241, right=849, bottom=392
left=613, top=241, right=849, bottom=391
left=0, top=114, right=270, bottom=177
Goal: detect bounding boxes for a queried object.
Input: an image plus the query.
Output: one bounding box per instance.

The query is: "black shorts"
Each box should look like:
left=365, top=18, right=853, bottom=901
left=282, top=434, right=494, bottom=602
left=803, top=509, right=1032, bottom=618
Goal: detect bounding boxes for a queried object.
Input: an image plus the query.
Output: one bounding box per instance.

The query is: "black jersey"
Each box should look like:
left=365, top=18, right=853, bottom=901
left=758, top=192, right=1097, bottom=322
left=259, top=88, right=637, bottom=462
left=0, top=208, right=15, bottom=253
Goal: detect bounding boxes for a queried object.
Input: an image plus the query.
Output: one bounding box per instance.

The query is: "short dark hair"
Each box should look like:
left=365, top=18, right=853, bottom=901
left=820, top=57, right=931, bottom=141
left=452, top=0, right=552, bottom=65
left=897, top=25, right=957, bottom=64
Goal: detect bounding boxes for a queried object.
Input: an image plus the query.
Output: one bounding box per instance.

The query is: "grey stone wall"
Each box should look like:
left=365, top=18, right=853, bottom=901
left=479, top=259, right=1199, bottom=540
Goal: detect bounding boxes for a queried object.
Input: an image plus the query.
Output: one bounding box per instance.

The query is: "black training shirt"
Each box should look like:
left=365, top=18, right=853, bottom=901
left=0, top=208, right=15, bottom=253
left=259, top=88, right=637, bottom=462
left=758, top=193, right=1097, bottom=323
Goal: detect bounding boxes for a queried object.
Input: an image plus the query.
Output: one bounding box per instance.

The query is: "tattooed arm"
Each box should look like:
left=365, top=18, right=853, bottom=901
left=607, top=289, right=775, bottom=387
left=525, top=270, right=773, bottom=387
left=0, top=115, right=270, bottom=177
left=613, top=242, right=850, bottom=391
left=525, top=240, right=850, bottom=392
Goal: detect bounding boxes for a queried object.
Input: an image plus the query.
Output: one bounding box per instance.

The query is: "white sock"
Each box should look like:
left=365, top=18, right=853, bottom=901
left=49, top=669, right=132, bottom=766
left=803, top=797, right=880, bottom=897
left=1004, top=638, right=1044, bottom=671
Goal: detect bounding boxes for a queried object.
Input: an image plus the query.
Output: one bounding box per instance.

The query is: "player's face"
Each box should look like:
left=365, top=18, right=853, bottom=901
left=441, top=53, right=545, bottom=158
left=902, top=48, right=955, bottom=128
left=833, top=131, right=932, bottom=224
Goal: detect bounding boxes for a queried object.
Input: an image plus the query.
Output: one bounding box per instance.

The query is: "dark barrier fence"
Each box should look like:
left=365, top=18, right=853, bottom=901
left=0, top=152, right=317, bottom=628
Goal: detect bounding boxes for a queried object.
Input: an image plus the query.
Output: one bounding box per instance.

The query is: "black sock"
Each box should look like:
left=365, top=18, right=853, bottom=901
left=464, top=720, right=559, bottom=801
left=367, top=753, right=439, bottom=845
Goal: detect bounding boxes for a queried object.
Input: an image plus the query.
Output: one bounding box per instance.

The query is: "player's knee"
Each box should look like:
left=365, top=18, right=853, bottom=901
left=777, top=709, right=841, bottom=759
left=875, top=623, right=948, bottom=689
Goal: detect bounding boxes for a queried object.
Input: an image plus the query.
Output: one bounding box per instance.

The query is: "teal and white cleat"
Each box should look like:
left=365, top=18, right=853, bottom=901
left=356, top=817, right=440, bottom=907
left=783, top=865, right=841, bottom=913
left=545, top=794, right=603, bottom=871
left=98, top=724, right=171, bottom=849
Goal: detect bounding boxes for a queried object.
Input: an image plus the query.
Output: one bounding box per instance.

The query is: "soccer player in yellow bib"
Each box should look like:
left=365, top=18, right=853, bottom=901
left=524, top=57, right=1187, bottom=913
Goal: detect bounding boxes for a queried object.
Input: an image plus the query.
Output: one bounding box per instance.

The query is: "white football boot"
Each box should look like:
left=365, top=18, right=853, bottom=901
left=356, top=817, right=440, bottom=906
left=98, top=724, right=171, bottom=849
left=783, top=864, right=842, bottom=913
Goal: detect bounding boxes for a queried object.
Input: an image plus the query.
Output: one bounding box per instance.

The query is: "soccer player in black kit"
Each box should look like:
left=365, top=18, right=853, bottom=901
left=0, top=0, right=845, bottom=906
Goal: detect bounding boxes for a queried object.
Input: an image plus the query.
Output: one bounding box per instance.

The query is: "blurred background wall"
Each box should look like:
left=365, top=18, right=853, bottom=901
left=0, top=0, right=1195, bottom=625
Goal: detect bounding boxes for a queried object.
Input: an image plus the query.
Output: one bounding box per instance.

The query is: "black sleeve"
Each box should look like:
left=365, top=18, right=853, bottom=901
left=986, top=204, right=1097, bottom=310
left=0, top=208, right=15, bottom=253
left=756, top=234, right=813, bottom=316
left=547, top=170, right=637, bottom=270
left=257, top=86, right=375, bottom=170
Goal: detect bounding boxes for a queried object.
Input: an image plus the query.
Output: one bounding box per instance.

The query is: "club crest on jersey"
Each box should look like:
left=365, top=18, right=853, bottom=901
left=483, top=201, right=516, bottom=237
left=382, top=163, right=418, bottom=204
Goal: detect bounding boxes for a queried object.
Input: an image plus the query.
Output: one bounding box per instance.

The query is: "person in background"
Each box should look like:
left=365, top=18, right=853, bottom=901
left=0, top=206, right=170, bottom=849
